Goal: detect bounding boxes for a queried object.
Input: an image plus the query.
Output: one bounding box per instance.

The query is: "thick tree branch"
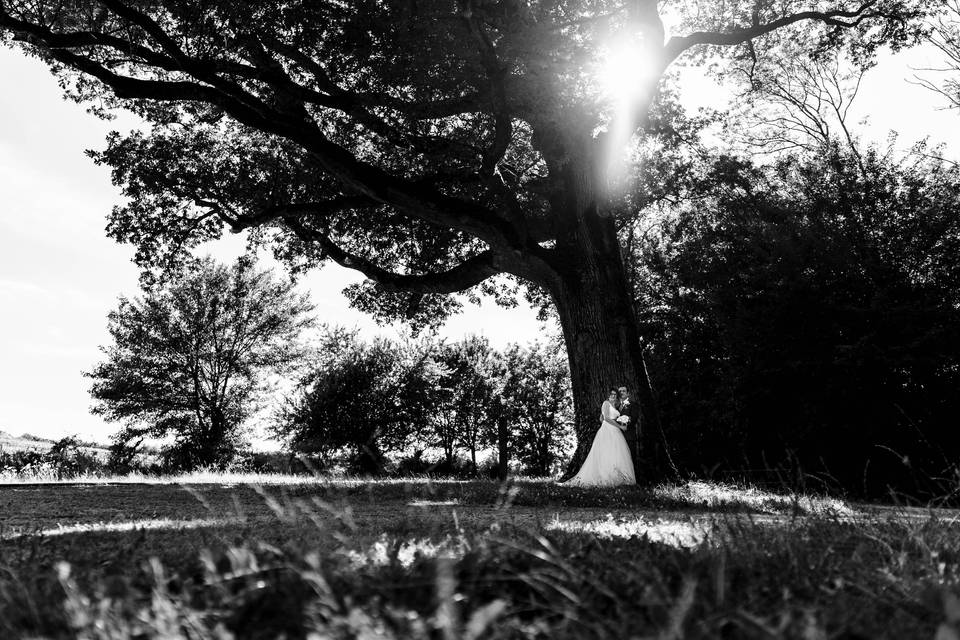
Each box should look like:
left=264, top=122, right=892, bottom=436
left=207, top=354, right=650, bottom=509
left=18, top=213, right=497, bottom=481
left=461, top=2, right=512, bottom=176
left=664, top=2, right=885, bottom=63
left=98, top=0, right=191, bottom=68
left=99, top=0, right=341, bottom=114
left=285, top=218, right=503, bottom=295
left=231, top=196, right=375, bottom=232
left=262, top=36, right=492, bottom=119
left=595, top=1, right=897, bottom=177
left=183, top=193, right=375, bottom=233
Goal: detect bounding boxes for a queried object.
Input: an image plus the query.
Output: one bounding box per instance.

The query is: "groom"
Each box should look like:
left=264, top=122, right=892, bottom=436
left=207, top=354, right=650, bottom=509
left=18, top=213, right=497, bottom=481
left=617, top=386, right=641, bottom=460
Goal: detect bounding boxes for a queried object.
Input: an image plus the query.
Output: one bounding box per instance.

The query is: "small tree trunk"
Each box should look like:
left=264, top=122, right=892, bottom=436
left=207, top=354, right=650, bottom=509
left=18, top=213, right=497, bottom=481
left=497, top=419, right=509, bottom=481
left=357, top=442, right=385, bottom=475
left=195, top=406, right=228, bottom=469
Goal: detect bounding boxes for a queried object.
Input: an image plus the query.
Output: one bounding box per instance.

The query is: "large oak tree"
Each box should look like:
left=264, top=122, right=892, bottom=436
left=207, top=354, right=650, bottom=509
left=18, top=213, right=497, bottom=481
left=0, top=0, right=928, bottom=481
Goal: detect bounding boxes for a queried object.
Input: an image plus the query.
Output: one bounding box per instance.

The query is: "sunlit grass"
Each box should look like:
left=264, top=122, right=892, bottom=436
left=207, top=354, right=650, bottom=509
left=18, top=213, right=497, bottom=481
left=0, top=469, right=486, bottom=485
left=545, top=513, right=711, bottom=548
left=1, top=478, right=959, bottom=638
left=654, top=480, right=857, bottom=516
left=408, top=499, right=460, bottom=507
left=0, top=468, right=347, bottom=485
left=344, top=534, right=468, bottom=569
left=2, top=516, right=245, bottom=541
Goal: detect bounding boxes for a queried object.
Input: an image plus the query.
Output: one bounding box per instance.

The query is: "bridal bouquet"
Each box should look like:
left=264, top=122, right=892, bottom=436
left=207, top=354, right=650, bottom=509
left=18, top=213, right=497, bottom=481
left=616, top=415, right=631, bottom=425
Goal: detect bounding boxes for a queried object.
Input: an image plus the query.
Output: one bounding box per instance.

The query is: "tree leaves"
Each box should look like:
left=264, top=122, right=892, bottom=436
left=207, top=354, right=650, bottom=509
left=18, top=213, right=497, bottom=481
left=632, top=145, right=960, bottom=494
left=86, top=256, right=315, bottom=468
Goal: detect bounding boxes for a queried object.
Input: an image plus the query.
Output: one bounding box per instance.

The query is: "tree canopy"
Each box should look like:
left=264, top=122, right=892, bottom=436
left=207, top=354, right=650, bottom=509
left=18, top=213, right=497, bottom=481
left=87, top=256, right=314, bottom=468
left=275, top=328, right=442, bottom=473
left=0, top=1, right=927, bottom=319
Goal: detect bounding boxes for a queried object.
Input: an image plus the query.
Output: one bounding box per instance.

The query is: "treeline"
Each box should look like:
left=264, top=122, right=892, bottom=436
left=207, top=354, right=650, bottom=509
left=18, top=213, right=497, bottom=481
left=84, top=267, right=574, bottom=477
left=274, top=330, right=572, bottom=476
left=633, top=147, right=960, bottom=498
left=83, top=145, right=960, bottom=498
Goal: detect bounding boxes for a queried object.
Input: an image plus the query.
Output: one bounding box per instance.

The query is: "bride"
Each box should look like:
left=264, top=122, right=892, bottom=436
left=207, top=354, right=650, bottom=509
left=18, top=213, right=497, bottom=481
left=565, top=388, right=636, bottom=486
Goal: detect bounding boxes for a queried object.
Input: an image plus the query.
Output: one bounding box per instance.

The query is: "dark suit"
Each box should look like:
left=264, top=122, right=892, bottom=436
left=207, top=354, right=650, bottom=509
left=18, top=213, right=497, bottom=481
left=618, top=397, right=641, bottom=460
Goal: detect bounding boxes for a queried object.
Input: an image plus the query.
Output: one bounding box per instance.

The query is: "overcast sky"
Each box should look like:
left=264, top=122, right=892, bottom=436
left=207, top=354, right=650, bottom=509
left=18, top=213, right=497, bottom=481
left=0, top=39, right=957, bottom=446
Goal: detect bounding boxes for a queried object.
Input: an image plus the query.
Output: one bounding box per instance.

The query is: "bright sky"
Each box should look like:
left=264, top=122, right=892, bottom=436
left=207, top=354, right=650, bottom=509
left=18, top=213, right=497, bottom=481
left=0, top=38, right=957, bottom=446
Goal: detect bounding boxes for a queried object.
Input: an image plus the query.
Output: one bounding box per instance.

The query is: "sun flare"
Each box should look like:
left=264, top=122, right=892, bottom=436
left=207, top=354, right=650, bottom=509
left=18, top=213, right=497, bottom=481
left=595, top=33, right=655, bottom=190
left=597, top=34, right=651, bottom=105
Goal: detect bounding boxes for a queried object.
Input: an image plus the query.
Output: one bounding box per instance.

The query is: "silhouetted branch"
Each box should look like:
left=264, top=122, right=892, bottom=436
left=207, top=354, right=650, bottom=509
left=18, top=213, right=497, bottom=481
left=665, top=2, right=887, bottom=63
left=286, top=218, right=503, bottom=295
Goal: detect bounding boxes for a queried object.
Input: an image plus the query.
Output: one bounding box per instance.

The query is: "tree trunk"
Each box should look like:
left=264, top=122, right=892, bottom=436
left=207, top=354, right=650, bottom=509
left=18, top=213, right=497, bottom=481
left=202, top=406, right=229, bottom=468
left=552, top=213, right=677, bottom=484
left=497, top=418, right=509, bottom=481
left=541, top=429, right=551, bottom=476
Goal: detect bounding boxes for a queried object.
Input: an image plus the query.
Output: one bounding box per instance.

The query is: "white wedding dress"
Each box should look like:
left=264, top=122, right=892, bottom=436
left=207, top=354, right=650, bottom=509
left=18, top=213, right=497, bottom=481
left=566, top=400, right=636, bottom=486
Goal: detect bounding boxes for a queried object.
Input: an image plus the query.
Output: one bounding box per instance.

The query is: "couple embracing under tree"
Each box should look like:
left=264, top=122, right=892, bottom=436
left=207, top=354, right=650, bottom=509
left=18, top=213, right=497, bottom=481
left=564, top=386, right=638, bottom=486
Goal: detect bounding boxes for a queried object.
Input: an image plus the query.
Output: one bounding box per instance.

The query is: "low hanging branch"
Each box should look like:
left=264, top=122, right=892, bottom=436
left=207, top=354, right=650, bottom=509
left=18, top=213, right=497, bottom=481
left=285, top=218, right=505, bottom=295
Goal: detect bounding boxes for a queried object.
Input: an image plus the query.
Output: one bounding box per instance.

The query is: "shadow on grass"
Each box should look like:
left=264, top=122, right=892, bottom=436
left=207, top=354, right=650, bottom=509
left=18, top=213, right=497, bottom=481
left=1, top=479, right=957, bottom=638
left=3, top=510, right=954, bottom=639
left=204, top=476, right=863, bottom=516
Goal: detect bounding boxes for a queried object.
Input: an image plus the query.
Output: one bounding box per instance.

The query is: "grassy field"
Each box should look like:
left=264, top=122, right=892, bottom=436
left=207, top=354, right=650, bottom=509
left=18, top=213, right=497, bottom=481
left=0, top=477, right=958, bottom=639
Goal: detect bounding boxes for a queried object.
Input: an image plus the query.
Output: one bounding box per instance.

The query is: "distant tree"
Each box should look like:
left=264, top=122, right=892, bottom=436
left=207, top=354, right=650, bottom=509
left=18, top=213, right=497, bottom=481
left=435, top=336, right=500, bottom=472
left=0, top=0, right=931, bottom=483
left=86, top=256, right=314, bottom=469
left=499, top=342, right=574, bottom=476
left=276, top=329, right=441, bottom=474
left=426, top=349, right=460, bottom=469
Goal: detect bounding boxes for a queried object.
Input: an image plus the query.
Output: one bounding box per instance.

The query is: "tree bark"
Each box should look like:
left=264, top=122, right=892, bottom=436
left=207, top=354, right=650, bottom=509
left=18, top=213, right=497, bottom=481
left=551, top=212, right=677, bottom=484
left=198, top=405, right=228, bottom=467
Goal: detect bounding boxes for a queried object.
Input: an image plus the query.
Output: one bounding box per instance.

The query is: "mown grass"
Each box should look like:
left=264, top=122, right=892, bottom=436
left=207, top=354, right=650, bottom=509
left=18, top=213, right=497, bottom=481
left=0, top=471, right=858, bottom=515
left=0, top=476, right=957, bottom=639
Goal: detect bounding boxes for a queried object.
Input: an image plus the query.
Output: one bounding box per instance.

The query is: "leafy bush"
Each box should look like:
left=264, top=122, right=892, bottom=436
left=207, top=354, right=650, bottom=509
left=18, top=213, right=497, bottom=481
left=0, top=448, right=45, bottom=476
left=225, top=451, right=329, bottom=475
left=44, top=437, right=103, bottom=478
left=0, top=437, right=105, bottom=480
left=393, top=449, right=435, bottom=476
